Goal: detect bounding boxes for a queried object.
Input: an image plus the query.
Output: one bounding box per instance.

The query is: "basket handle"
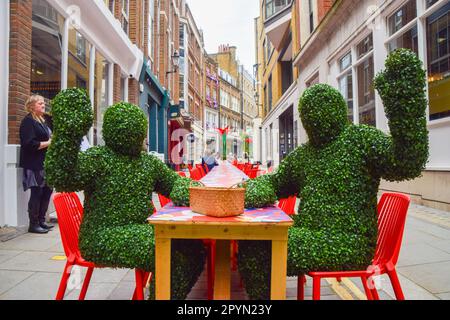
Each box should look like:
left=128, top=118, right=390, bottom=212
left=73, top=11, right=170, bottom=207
left=229, top=179, right=247, bottom=189
left=190, top=180, right=206, bottom=187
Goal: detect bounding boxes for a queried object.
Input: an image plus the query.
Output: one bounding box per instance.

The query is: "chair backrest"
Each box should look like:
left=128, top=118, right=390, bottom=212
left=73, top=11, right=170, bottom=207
left=245, top=168, right=260, bottom=179
left=190, top=168, right=202, bottom=181
left=177, top=171, right=187, bottom=178
left=53, top=193, right=84, bottom=260
left=203, top=164, right=210, bottom=174
left=158, top=194, right=171, bottom=208
left=373, top=192, right=411, bottom=267
left=195, top=164, right=206, bottom=177
left=278, top=195, right=297, bottom=215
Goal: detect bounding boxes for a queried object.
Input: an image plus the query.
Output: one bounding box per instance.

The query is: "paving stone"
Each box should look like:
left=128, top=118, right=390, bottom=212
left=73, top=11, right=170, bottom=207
left=0, top=251, right=67, bottom=273
left=0, top=272, right=64, bottom=300
left=428, top=240, right=450, bottom=254
left=402, top=228, right=442, bottom=246
left=107, top=281, right=136, bottom=300
left=436, top=292, right=450, bottom=300
left=89, top=268, right=130, bottom=283
left=0, top=270, right=33, bottom=296
left=398, top=261, right=450, bottom=295
left=0, top=250, right=22, bottom=264
left=64, top=282, right=118, bottom=300
left=397, top=243, right=450, bottom=267
left=0, top=234, right=61, bottom=252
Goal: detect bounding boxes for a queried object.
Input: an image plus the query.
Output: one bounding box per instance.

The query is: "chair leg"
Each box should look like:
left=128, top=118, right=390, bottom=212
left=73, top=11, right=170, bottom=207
left=134, top=270, right=145, bottom=300
left=371, top=286, right=380, bottom=300
left=388, top=269, right=405, bottom=300
left=56, top=262, right=73, bottom=300
left=361, top=277, right=374, bottom=300
left=79, top=266, right=94, bottom=300
left=297, top=274, right=306, bottom=300
left=312, top=276, right=321, bottom=300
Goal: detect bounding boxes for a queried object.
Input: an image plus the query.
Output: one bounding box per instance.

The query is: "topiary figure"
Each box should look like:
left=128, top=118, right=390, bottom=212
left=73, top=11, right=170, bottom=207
left=45, top=88, right=205, bottom=300
left=240, top=49, right=429, bottom=299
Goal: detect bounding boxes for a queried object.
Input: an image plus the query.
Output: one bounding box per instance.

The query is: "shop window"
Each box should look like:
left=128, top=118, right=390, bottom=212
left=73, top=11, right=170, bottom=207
left=357, top=34, right=373, bottom=59
left=357, top=56, right=375, bottom=126
left=427, top=3, right=450, bottom=121
left=339, top=72, right=354, bottom=123
left=388, top=0, right=417, bottom=36
left=31, top=0, right=64, bottom=100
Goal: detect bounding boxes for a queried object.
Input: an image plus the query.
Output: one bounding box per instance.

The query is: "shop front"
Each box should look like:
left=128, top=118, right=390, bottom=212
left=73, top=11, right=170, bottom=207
left=140, top=60, right=170, bottom=162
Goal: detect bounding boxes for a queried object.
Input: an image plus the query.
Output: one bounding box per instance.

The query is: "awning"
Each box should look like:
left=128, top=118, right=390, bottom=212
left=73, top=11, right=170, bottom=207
left=169, top=104, right=192, bottom=131
left=47, top=0, right=143, bottom=80
left=141, top=59, right=167, bottom=106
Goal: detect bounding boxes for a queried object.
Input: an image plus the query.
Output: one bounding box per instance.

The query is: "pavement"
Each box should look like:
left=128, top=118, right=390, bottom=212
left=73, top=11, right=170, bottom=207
left=1, top=196, right=450, bottom=300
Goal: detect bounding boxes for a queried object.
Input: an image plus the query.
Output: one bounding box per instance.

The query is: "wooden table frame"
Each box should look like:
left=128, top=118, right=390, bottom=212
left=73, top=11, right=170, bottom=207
left=150, top=220, right=293, bottom=300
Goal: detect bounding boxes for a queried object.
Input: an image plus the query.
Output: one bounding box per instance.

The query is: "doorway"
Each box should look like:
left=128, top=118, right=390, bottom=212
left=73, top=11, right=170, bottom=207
left=279, top=105, right=294, bottom=163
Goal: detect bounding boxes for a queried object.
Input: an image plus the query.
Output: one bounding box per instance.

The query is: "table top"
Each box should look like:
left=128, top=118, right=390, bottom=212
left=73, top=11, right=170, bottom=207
left=148, top=204, right=293, bottom=227
left=200, top=161, right=249, bottom=188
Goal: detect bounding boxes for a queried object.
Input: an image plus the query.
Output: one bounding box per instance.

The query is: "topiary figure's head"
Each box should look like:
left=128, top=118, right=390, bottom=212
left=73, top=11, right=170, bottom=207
left=102, top=102, right=148, bottom=157
left=299, top=84, right=349, bottom=147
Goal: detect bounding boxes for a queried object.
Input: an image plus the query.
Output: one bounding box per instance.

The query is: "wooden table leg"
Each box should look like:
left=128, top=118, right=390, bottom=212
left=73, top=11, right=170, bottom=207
left=155, top=236, right=171, bottom=300
left=214, top=240, right=231, bottom=300
left=271, top=239, right=288, bottom=300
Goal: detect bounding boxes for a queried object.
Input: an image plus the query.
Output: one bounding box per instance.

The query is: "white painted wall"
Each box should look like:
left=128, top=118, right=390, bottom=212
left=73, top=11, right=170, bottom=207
left=0, top=0, right=10, bottom=227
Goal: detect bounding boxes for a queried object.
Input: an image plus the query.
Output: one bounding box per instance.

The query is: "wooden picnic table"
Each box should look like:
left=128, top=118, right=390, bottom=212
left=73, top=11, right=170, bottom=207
left=148, top=162, right=293, bottom=300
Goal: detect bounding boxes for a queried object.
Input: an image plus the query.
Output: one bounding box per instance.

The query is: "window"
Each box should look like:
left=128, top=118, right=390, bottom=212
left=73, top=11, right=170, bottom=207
left=268, top=75, right=273, bottom=111
left=30, top=0, right=64, bottom=100
left=122, top=0, right=129, bottom=34
left=308, top=0, right=314, bottom=33
left=357, top=34, right=373, bottom=58
left=179, top=74, right=185, bottom=99
left=306, top=73, right=319, bottom=88
left=427, top=2, right=450, bottom=120
left=76, top=32, right=87, bottom=64
left=427, top=0, right=439, bottom=9
left=104, top=0, right=115, bottom=13
left=387, top=0, right=418, bottom=54
left=357, top=56, right=375, bottom=126
left=338, top=52, right=353, bottom=122
left=388, top=0, right=417, bottom=35
left=179, top=24, right=185, bottom=48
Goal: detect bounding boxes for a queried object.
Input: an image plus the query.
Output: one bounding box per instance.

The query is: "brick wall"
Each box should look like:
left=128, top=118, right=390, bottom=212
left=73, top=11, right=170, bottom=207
left=8, top=0, right=32, bottom=145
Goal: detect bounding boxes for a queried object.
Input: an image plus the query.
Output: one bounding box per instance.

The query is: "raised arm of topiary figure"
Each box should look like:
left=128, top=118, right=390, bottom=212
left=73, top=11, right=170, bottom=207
left=45, top=88, right=96, bottom=192
left=369, top=48, right=429, bottom=180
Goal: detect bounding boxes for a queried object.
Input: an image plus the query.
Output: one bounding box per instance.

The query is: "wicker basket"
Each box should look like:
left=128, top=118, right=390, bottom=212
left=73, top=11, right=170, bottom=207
left=190, top=182, right=246, bottom=218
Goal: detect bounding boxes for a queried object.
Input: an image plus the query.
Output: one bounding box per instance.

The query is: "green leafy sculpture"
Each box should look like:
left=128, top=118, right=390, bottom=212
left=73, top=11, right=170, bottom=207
left=45, top=90, right=205, bottom=299
left=240, top=49, right=429, bottom=299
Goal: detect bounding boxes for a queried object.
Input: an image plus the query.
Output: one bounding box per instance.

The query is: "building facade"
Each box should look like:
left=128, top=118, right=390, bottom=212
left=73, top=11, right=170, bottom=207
left=178, top=2, right=205, bottom=164
left=2, top=0, right=147, bottom=227
left=292, top=0, right=450, bottom=211
left=204, top=55, right=221, bottom=154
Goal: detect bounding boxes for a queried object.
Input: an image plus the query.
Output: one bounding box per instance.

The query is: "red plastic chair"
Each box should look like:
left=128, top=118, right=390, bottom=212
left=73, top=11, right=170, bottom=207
left=278, top=195, right=297, bottom=216
left=297, top=192, right=411, bottom=300
left=177, top=171, right=187, bottom=178
left=196, top=164, right=206, bottom=178
left=53, top=193, right=152, bottom=300
left=244, top=168, right=260, bottom=179
left=189, top=168, right=202, bottom=181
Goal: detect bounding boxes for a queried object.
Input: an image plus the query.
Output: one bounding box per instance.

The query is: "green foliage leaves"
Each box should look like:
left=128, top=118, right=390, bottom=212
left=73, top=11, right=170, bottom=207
left=51, top=88, right=93, bottom=139
left=239, top=49, right=429, bottom=299
left=45, top=89, right=204, bottom=299
left=299, top=84, right=349, bottom=147
left=103, top=102, right=148, bottom=156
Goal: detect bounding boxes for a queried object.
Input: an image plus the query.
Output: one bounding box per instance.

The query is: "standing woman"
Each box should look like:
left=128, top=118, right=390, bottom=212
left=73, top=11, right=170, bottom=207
left=19, top=95, right=54, bottom=234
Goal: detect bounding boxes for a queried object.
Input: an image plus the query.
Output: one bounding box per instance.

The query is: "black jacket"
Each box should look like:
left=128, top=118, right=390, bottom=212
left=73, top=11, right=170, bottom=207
left=19, top=113, right=51, bottom=171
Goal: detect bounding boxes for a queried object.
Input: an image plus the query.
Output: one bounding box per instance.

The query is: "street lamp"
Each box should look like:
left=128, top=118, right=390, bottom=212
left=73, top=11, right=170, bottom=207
left=166, top=50, right=180, bottom=75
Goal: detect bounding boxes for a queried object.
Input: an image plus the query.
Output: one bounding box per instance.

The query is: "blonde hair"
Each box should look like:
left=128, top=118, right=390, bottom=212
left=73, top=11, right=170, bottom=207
left=25, top=95, right=45, bottom=123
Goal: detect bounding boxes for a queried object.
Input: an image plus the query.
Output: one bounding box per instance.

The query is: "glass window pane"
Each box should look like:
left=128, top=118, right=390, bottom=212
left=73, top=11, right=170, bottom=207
left=388, top=0, right=417, bottom=36
left=340, top=52, right=352, bottom=71
left=427, top=3, right=450, bottom=120
left=357, top=34, right=373, bottom=59
left=93, top=52, right=109, bottom=146
left=339, top=72, right=354, bottom=123
left=68, top=29, right=91, bottom=94
left=388, top=25, right=418, bottom=55
left=358, top=56, right=375, bottom=126
left=31, top=0, right=64, bottom=102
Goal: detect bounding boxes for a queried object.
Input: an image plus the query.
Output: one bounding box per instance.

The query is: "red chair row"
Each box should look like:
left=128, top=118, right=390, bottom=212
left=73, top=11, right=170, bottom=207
left=53, top=193, right=151, bottom=300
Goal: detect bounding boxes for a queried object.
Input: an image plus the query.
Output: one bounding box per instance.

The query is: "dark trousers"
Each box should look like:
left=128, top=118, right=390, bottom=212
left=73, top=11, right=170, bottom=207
left=28, top=186, right=53, bottom=226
